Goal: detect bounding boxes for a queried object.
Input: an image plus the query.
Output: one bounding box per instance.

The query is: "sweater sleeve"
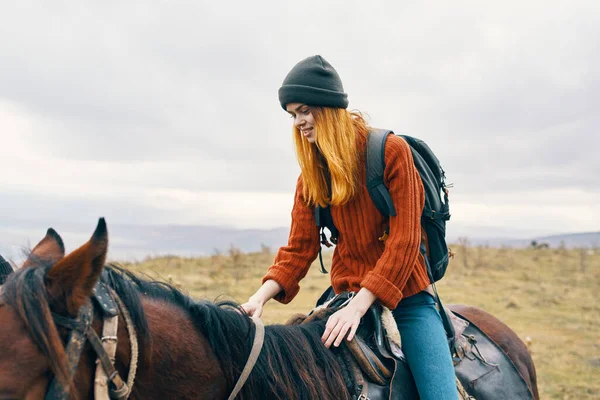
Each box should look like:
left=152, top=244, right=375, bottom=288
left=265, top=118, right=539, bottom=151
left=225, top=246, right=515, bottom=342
left=262, top=175, right=321, bottom=304
left=360, top=136, right=425, bottom=309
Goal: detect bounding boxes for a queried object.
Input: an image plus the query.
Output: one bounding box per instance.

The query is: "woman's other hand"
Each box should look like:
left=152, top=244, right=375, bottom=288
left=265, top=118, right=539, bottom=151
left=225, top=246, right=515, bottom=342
left=321, top=288, right=377, bottom=348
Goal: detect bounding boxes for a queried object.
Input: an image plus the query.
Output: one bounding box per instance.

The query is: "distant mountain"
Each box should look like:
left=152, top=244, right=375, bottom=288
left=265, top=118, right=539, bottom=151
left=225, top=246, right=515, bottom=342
left=102, top=224, right=292, bottom=259
left=530, top=231, right=600, bottom=248
left=1, top=221, right=597, bottom=263
left=460, top=231, right=600, bottom=249
left=0, top=222, right=290, bottom=262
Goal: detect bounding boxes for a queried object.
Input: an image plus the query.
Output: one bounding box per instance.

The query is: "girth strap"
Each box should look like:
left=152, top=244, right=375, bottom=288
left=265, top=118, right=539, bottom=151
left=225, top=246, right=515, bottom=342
left=227, top=316, right=265, bottom=400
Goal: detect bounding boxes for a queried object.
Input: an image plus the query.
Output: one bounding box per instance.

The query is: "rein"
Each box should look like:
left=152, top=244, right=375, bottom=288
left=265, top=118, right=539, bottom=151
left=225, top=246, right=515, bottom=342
left=228, top=315, right=265, bottom=400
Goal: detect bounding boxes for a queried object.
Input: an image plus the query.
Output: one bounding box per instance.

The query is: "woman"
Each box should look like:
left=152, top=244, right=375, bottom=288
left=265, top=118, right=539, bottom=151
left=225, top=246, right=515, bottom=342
left=241, top=55, right=458, bottom=399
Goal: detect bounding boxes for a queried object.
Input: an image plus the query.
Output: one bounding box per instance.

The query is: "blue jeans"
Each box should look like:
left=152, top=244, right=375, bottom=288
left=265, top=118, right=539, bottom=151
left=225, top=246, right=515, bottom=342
left=393, top=291, right=458, bottom=400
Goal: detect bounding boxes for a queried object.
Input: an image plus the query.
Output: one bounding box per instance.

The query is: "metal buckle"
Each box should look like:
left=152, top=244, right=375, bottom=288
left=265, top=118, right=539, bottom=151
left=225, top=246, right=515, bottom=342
left=338, top=292, right=355, bottom=308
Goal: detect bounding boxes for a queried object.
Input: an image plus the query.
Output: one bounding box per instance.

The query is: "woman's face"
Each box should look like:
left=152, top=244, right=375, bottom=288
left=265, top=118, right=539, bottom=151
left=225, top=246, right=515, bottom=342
left=286, top=103, right=316, bottom=143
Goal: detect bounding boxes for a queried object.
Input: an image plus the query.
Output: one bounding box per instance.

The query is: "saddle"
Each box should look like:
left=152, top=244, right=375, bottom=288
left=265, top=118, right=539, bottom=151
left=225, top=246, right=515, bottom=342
left=304, top=291, right=533, bottom=400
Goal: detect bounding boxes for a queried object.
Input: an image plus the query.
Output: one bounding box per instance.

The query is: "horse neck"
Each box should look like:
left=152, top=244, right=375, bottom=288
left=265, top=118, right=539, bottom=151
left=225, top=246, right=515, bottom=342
left=90, top=297, right=228, bottom=400
left=74, top=294, right=349, bottom=400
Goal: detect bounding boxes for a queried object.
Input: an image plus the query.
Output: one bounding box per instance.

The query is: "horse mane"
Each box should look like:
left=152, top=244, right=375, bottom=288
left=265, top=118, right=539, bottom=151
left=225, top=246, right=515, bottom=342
left=102, top=264, right=350, bottom=399
left=3, top=262, right=350, bottom=400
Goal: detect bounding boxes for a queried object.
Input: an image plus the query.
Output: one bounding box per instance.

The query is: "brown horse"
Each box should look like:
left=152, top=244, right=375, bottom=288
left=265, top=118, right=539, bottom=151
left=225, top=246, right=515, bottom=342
left=0, top=219, right=539, bottom=399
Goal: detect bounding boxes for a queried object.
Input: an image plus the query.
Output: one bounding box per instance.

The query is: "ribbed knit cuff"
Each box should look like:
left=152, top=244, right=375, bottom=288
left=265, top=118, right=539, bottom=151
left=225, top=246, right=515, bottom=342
left=361, top=271, right=403, bottom=310
left=262, top=267, right=300, bottom=304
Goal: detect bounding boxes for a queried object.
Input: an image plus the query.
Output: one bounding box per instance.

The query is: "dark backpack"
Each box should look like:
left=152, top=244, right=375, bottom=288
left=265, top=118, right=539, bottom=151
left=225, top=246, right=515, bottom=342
left=316, top=129, right=451, bottom=283
left=315, top=129, right=456, bottom=346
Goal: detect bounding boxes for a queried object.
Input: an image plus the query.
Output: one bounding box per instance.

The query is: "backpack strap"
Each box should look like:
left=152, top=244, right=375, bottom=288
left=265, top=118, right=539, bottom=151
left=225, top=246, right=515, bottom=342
left=315, top=206, right=338, bottom=273
left=366, top=129, right=397, bottom=217
left=422, top=208, right=451, bottom=221
left=420, top=242, right=456, bottom=350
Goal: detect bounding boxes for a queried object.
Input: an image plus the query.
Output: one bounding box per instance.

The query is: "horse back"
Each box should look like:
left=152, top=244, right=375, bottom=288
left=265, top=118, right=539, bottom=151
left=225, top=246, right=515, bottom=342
left=449, top=304, right=540, bottom=400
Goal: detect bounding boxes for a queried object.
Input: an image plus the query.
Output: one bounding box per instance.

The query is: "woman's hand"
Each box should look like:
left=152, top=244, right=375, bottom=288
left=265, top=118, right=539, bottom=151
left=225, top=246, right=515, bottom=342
left=241, top=297, right=265, bottom=318
left=321, top=288, right=377, bottom=348
left=240, top=279, right=283, bottom=318
left=321, top=304, right=364, bottom=348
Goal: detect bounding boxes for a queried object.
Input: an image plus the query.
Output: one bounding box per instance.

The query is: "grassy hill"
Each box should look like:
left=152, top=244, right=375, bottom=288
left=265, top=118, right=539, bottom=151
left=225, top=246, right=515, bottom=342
left=122, top=244, right=600, bottom=399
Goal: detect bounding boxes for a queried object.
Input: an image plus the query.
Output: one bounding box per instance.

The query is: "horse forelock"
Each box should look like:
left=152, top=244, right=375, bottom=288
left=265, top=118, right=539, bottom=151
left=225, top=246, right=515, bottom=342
left=1, top=264, right=72, bottom=388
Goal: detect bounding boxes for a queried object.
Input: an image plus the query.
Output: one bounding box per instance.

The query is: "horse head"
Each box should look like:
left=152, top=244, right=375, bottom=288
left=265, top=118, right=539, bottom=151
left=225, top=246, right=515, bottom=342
left=0, top=218, right=109, bottom=399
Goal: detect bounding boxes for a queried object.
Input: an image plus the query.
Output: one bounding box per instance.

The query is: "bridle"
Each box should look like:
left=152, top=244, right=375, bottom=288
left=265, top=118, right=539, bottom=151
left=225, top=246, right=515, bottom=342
left=0, top=281, right=138, bottom=400
left=46, top=281, right=138, bottom=400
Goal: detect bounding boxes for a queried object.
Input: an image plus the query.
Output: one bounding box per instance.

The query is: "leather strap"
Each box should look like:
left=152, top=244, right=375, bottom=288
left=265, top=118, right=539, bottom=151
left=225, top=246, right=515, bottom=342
left=92, top=282, right=118, bottom=317
left=94, top=314, right=120, bottom=400
left=111, top=287, right=139, bottom=399
left=94, top=286, right=138, bottom=400
left=85, top=324, right=129, bottom=399
left=227, top=316, right=265, bottom=400
left=46, top=303, right=94, bottom=400
left=49, top=296, right=130, bottom=400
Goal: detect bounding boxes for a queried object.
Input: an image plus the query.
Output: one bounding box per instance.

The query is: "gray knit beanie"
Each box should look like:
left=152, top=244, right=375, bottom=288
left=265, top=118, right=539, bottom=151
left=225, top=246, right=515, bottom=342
left=278, top=55, right=349, bottom=110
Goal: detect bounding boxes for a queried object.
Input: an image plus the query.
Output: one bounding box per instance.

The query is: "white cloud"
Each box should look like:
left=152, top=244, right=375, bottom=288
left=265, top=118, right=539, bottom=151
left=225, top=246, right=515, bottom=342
left=449, top=188, right=600, bottom=237
left=1, top=1, right=598, bottom=239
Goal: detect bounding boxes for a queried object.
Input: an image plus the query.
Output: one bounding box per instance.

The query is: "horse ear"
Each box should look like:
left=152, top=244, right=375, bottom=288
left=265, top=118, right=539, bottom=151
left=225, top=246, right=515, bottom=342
left=46, top=218, right=109, bottom=316
left=23, top=228, right=66, bottom=268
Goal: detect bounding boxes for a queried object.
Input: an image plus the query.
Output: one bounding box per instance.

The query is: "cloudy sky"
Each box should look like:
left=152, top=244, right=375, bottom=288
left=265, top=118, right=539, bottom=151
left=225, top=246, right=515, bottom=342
left=1, top=0, right=598, bottom=245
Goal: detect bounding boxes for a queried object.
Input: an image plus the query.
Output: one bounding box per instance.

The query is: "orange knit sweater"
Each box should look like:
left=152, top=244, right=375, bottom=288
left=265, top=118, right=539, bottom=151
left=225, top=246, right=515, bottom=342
left=263, top=130, right=431, bottom=309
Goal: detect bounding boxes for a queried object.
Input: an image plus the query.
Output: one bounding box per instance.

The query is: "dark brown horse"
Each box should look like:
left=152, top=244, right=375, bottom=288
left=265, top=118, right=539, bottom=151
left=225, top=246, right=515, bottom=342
left=0, top=219, right=539, bottom=399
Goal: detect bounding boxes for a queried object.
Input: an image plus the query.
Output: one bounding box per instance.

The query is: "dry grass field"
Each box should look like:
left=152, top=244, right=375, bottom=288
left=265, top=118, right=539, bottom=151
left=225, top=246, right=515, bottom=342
left=122, top=244, right=600, bottom=399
